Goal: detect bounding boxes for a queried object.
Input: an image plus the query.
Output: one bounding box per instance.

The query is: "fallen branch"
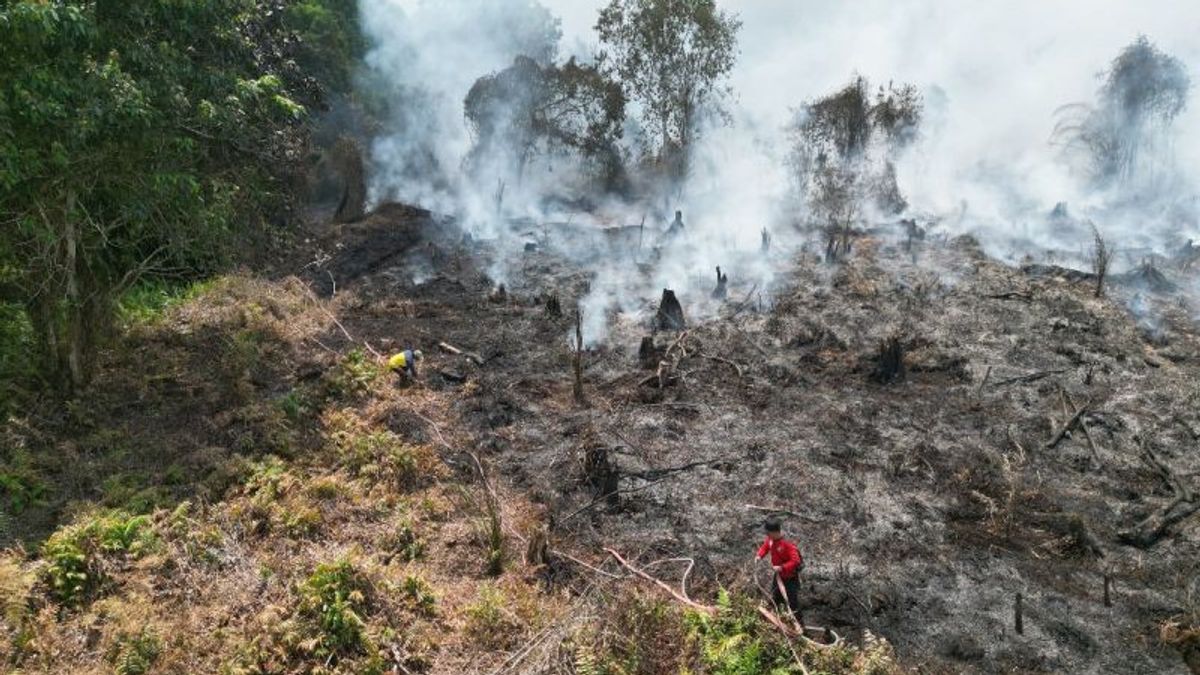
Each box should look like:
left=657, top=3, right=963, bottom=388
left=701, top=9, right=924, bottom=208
left=985, top=291, right=1033, bottom=301
left=604, top=548, right=715, bottom=614
left=437, top=341, right=483, bottom=364
left=745, top=504, right=821, bottom=523
left=625, top=457, right=730, bottom=481
left=992, top=369, right=1069, bottom=387
left=1118, top=442, right=1200, bottom=548
left=700, top=352, right=745, bottom=379
left=1045, top=404, right=1089, bottom=450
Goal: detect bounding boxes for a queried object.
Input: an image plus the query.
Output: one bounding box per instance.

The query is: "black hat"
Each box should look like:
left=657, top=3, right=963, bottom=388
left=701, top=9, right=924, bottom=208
left=763, top=518, right=782, bottom=533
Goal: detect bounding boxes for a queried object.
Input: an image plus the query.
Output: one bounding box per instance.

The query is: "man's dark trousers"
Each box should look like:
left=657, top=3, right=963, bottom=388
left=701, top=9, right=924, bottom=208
left=773, top=574, right=803, bottom=625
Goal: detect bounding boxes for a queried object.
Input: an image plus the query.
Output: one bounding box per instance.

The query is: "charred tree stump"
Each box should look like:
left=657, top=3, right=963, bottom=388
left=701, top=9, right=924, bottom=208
left=525, top=525, right=550, bottom=567
left=545, top=293, right=562, bottom=318
left=655, top=289, right=686, bottom=331
left=573, top=309, right=585, bottom=405
left=638, top=336, right=664, bottom=370
left=489, top=284, right=508, bottom=304
left=1014, top=593, right=1024, bottom=636
left=1103, top=572, right=1112, bottom=608
left=871, top=335, right=906, bottom=384
left=583, top=445, right=620, bottom=508
left=712, top=267, right=728, bottom=300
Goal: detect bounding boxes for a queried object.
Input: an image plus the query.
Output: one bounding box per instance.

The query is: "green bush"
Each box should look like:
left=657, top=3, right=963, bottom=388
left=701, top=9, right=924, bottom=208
left=117, top=278, right=214, bottom=327
left=325, top=349, right=382, bottom=399
left=382, top=516, right=426, bottom=562
left=686, top=591, right=796, bottom=675
left=41, top=510, right=155, bottom=606
left=298, top=558, right=373, bottom=656
left=331, top=429, right=430, bottom=489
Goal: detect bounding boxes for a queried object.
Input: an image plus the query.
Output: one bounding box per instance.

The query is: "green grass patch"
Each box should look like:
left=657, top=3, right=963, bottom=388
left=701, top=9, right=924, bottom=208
left=117, top=278, right=215, bottom=327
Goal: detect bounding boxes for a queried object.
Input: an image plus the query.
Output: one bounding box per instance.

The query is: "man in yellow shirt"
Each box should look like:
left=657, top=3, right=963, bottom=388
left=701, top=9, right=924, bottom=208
left=387, top=349, right=423, bottom=379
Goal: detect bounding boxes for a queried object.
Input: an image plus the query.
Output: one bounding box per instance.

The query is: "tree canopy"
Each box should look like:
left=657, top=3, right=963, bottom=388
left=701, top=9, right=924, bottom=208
left=0, top=0, right=358, bottom=394
left=595, top=0, right=740, bottom=181
left=464, top=56, right=626, bottom=189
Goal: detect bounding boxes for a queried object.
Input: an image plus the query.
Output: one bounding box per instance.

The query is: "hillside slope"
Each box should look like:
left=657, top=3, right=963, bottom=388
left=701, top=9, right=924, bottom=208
left=3, top=204, right=1199, bottom=674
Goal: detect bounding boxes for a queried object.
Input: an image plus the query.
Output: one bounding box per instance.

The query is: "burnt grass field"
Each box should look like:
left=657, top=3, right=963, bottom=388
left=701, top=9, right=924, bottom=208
left=312, top=205, right=1200, bottom=673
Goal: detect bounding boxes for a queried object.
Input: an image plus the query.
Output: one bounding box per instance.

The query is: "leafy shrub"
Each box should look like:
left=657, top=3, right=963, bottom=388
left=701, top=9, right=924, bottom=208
left=330, top=428, right=436, bottom=489
left=325, top=349, right=382, bottom=398
left=41, top=511, right=155, bottom=606
left=399, top=574, right=437, bottom=616
left=1, top=554, right=37, bottom=660
left=298, top=558, right=373, bottom=656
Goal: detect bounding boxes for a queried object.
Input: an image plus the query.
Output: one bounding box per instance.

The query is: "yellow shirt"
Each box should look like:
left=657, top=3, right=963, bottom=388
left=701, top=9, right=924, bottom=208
left=388, top=352, right=409, bottom=371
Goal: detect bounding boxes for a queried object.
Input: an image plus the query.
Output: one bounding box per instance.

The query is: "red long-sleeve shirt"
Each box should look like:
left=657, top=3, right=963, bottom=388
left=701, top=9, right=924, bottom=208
left=757, top=536, right=803, bottom=580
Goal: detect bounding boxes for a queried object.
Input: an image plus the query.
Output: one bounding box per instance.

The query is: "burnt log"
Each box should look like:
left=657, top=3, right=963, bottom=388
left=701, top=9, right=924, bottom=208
left=655, top=289, right=686, bottom=331
left=712, top=267, right=728, bottom=300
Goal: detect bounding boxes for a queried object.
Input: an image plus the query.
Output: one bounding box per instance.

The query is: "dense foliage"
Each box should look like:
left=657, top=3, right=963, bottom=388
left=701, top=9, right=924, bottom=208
left=0, top=0, right=360, bottom=398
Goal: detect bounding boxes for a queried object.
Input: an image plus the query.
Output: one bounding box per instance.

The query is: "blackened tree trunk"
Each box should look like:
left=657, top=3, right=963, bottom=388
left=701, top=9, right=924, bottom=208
left=655, top=289, right=686, bottom=331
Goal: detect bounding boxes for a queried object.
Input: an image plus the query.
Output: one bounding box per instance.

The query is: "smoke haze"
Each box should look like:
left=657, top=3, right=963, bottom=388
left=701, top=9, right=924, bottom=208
left=358, top=0, right=1200, bottom=342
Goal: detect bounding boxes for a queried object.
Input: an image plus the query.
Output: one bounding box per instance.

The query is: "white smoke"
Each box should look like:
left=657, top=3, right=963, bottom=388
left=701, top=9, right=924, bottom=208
left=358, top=0, right=1200, bottom=344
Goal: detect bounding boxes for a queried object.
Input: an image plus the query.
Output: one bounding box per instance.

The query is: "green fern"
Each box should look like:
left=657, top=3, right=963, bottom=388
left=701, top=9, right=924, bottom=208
left=110, top=628, right=162, bottom=675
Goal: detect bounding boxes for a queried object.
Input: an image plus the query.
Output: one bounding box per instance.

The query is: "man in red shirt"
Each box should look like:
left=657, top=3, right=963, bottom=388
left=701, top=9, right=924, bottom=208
left=755, top=518, right=804, bottom=624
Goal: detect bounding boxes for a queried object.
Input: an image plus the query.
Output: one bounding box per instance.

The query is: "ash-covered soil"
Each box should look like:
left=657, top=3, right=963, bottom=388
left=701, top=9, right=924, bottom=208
left=310, top=205, right=1200, bottom=674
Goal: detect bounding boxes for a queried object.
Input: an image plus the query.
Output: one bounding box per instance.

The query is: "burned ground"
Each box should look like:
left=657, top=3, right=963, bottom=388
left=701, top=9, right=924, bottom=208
left=309, top=207, right=1200, bottom=673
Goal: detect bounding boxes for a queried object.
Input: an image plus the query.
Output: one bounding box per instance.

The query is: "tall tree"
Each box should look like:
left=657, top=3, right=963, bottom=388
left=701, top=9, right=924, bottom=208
left=595, top=0, right=740, bottom=184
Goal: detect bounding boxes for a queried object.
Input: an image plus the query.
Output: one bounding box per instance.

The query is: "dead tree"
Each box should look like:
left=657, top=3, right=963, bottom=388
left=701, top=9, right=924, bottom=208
left=1090, top=223, right=1111, bottom=298
left=871, top=334, right=906, bottom=384
left=1014, top=593, right=1024, bottom=635
left=655, top=289, right=686, bottom=331
left=711, top=266, right=728, bottom=300
left=573, top=309, right=585, bottom=404
left=1118, top=442, right=1200, bottom=548
left=761, top=228, right=772, bottom=254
